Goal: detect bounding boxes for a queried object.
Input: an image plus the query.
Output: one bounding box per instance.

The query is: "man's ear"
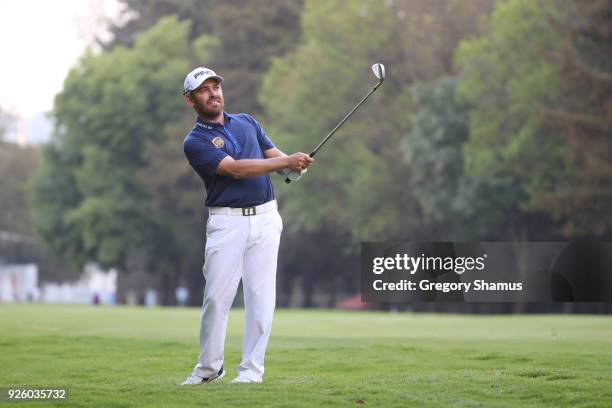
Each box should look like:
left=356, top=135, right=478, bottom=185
left=183, top=94, right=194, bottom=107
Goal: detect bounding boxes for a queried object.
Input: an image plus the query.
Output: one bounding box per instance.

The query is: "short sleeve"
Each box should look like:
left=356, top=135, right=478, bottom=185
left=184, top=137, right=228, bottom=176
left=248, top=115, right=275, bottom=151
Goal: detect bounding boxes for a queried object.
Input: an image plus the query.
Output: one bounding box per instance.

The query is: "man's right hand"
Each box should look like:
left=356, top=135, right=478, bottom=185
left=286, top=152, right=314, bottom=172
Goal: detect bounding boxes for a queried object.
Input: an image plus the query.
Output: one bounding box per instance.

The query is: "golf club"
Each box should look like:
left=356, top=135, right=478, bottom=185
left=285, top=63, right=386, bottom=184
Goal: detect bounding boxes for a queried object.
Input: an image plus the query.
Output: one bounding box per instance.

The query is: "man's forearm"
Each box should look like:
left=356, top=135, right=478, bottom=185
left=273, top=153, right=289, bottom=175
left=221, top=156, right=289, bottom=179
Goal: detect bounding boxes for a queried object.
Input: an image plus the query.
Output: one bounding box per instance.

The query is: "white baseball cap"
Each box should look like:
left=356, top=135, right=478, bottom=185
left=183, top=67, right=224, bottom=95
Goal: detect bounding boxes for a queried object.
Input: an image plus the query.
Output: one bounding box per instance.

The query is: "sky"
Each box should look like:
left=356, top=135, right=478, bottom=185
left=0, top=0, right=123, bottom=118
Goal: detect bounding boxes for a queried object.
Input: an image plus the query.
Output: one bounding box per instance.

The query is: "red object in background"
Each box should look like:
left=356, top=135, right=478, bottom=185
left=336, top=294, right=370, bottom=310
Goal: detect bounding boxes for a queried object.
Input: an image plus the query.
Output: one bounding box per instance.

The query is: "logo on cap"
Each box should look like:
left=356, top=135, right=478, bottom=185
left=194, top=69, right=213, bottom=79
left=212, top=137, right=225, bottom=148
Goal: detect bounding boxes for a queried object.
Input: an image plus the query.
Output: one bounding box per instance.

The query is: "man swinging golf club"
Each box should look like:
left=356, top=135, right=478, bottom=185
left=181, top=67, right=312, bottom=385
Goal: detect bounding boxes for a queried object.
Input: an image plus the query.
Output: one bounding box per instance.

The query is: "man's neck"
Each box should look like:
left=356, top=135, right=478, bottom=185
left=198, top=111, right=224, bottom=125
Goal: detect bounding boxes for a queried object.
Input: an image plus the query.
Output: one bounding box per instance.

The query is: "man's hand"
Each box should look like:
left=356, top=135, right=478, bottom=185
left=286, top=152, right=314, bottom=172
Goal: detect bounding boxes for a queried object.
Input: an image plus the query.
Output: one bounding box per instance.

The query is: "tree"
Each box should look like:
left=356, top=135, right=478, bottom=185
left=0, top=140, right=80, bottom=281
left=386, top=0, right=495, bottom=83
left=137, top=114, right=208, bottom=305
left=104, top=0, right=216, bottom=48
left=107, top=0, right=303, bottom=116
left=456, top=0, right=570, bottom=239
left=0, top=141, right=38, bottom=261
left=30, top=17, right=193, bottom=301
left=207, top=0, right=303, bottom=115
left=401, top=77, right=488, bottom=239
left=539, top=0, right=612, bottom=237
left=262, top=0, right=496, bottom=239
left=260, top=0, right=496, bottom=304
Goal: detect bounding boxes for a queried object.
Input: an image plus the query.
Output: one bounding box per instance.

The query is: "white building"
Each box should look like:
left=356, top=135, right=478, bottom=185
left=41, top=263, right=117, bottom=304
left=0, top=263, right=38, bottom=303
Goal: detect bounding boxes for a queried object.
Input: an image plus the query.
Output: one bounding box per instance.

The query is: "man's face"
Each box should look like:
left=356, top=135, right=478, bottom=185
left=185, top=78, right=224, bottom=117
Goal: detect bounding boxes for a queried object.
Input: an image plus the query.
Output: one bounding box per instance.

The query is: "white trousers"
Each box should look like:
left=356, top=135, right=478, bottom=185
left=191, top=206, right=282, bottom=382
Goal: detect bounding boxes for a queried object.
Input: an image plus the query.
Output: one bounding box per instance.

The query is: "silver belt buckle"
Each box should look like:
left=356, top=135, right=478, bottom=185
left=242, top=206, right=256, bottom=216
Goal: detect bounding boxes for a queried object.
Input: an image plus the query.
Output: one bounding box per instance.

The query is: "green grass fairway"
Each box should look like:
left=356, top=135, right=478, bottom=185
left=0, top=306, right=610, bottom=407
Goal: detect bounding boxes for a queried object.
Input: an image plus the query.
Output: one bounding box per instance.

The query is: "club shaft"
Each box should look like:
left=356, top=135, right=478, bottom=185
left=310, top=80, right=383, bottom=157
left=285, top=79, right=383, bottom=184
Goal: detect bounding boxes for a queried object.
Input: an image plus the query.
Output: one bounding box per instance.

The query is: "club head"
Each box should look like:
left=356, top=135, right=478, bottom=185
left=372, top=63, right=385, bottom=81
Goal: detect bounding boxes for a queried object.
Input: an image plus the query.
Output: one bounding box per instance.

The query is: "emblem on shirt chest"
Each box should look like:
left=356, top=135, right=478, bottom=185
left=212, top=137, right=225, bottom=148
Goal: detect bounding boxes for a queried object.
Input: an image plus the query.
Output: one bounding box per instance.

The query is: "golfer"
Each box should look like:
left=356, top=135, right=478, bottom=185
left=180, top=67, right=313, bottom=385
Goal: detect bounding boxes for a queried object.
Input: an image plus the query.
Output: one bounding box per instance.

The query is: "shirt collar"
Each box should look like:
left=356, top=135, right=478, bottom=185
left=196, top=112, right=232, bottom=129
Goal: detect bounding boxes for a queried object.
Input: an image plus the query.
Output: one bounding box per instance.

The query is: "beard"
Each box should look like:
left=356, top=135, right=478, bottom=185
left=195, top=97, right=224, bottom=120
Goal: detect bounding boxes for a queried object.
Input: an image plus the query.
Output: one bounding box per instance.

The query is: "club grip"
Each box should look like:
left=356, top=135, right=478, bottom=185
left=285, top=152, right=316, bottom=185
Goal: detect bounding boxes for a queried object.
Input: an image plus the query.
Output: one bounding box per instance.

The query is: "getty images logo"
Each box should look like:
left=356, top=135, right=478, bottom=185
left=372, top=253, right=488, bottom=275
left=194, top=69, right=213, bottom=79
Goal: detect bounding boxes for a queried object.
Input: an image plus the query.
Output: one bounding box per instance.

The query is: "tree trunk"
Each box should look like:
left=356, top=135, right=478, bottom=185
left=187, top=265, right=203, bottom=307
left=116, top=267, right=127, bottom=305
left=159, top=269, right=178, bottom=306
left=512, top=217, right=529, bottom=314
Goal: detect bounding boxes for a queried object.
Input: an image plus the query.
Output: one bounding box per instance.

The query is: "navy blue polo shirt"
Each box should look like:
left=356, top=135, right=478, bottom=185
left=183, top=112, right=276, bottom=208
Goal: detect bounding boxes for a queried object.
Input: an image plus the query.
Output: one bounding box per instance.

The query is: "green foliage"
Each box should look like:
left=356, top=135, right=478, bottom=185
left=538, top=0, right=612, bottom=237
left=403, top=78, right=469, bottom=223
left=29, top=143, right=84, bottom=263
left=30, top=16, right=192, bottom=269
left=261, top=0, right=395, bottom=236
left=109, top=0, right=303, bottom=116
left=262, top=0, right=494, bottom=242
left=209, top=0, right=303, bottom=114
left=137, top=114, right=207, bottom=303
left=400, top=77, right=480, bottom=238
left=106, top=0, right=216, bottom=49
left=0, top=142, right=38, bottom=236
left=192, top=34, right=219, bottom=63
left=456, top=0, right=570, bottom=213
left=0, top=141, right=40, bottom=263
left=384, top=0, right=495, bottom=82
